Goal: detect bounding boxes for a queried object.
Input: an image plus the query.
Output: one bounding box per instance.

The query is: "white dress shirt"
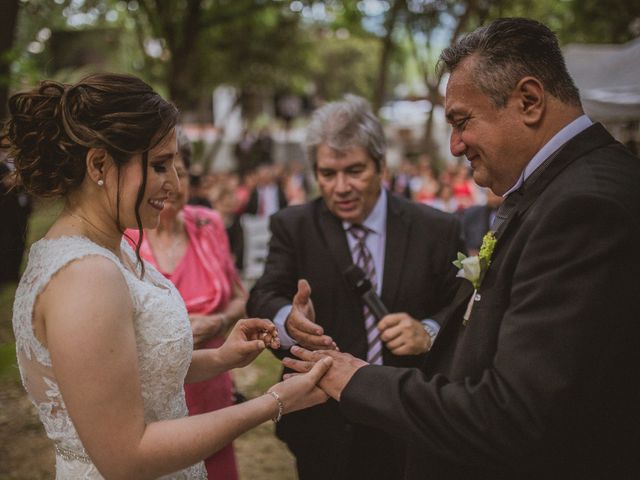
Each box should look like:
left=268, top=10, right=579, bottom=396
left=503, top=115, right=593, bottom=196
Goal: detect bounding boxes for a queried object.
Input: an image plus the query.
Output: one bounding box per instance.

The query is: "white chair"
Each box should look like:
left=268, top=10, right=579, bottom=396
left=240, top=214, right=272, bottom=282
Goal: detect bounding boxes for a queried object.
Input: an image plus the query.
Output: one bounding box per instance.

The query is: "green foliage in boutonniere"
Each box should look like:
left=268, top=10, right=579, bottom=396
left=453, top=231, right=496, bottom=289
left=452, top=231, right=497, bottom=324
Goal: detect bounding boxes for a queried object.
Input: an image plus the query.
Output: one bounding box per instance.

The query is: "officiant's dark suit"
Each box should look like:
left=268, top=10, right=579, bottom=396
left=247, top=97, right=462, bottom=480
left=292, top=18, right=640, bottom=480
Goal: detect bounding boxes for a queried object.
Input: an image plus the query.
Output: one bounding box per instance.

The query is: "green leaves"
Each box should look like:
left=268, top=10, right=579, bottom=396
left=453, top=231, right=497, bottom=290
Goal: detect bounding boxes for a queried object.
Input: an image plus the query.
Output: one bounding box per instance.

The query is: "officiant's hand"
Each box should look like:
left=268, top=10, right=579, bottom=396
left=283, top=346, right=366, bottom=401
left=378, top=313, right=431, bottom=355
left=285, top=279, right=337, bottom=351
left=218, top=318, right=280, bottom=369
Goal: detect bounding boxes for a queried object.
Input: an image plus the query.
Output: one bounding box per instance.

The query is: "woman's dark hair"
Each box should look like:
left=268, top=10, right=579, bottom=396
left=1, top=73, right=179, bottom=275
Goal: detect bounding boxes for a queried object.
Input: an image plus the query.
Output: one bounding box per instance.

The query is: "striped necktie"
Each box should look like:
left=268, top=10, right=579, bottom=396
left=348, top=224, right=383, bottom=365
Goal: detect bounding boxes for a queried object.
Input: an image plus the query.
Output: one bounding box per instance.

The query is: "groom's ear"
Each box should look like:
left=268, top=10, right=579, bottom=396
left=514, top=76, right=545, bottom=126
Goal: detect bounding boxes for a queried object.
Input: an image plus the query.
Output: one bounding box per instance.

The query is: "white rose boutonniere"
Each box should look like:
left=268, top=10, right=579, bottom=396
left=453, top=231, right=497, bottom=325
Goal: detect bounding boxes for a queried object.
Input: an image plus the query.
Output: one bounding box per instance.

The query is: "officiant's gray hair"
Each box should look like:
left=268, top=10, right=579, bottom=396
left=438, top=17, right=581, bottom=109
left=306, top=95, right=385, bottom=172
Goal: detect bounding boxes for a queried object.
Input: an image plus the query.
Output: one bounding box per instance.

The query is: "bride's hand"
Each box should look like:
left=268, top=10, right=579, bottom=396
left=218, top=318, right=280, bottom=369
left=267, top=356, right=333, bottom=415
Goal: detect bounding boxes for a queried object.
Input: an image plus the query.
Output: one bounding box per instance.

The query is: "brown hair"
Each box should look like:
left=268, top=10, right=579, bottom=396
left=1, top=73, right=179, bottom=274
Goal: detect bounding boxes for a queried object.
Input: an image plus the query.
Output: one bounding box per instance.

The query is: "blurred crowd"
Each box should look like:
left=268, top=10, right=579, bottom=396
left=0, top=124, right=501, bottom=287
left=182, top=131, right=501, bottom=274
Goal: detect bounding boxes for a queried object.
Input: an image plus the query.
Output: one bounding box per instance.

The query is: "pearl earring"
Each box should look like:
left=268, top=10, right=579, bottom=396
left=97, top=179, right=104, bottom=187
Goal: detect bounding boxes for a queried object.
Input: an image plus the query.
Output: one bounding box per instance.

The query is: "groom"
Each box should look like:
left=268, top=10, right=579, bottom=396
left=287, top=17, right=640, bottom=479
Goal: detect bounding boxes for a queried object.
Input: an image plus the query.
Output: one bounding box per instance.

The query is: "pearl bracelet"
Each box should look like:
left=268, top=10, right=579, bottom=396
left=267, top=391, right=284, bottom=423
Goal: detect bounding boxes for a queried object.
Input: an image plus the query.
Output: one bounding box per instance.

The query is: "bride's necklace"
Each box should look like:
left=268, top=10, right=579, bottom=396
left=66, top=211, right=120, bottom=254
left=64, top=210, right=142, bottom=276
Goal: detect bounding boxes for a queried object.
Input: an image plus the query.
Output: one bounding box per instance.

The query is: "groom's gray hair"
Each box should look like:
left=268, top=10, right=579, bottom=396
left=438, top=17, right=581, bottom=108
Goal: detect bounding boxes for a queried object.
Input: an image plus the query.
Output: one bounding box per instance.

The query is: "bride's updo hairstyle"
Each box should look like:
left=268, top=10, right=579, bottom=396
left=1, top=73, right=179, bottom=274
left=2, top=73, right=178, bottom=197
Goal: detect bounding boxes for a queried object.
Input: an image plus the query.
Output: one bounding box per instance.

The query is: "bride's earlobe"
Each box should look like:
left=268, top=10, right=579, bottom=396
left=86, top=149, right=109, bottom=187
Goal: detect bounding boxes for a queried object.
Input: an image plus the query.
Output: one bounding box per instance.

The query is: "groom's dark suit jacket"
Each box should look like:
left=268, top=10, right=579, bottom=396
left=247, top=192, right=463, bottom=480
left=340, top=123, right=640, bottom=479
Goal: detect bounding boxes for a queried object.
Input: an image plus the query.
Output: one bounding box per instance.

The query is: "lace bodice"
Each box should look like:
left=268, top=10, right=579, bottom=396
left=12, top=236, right=206, bottom=479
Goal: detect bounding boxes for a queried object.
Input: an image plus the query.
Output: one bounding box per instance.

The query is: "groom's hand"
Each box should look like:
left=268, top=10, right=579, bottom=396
left=283, top=346, right=366, bottom=401
left=285, top=279, right=337, bottom=351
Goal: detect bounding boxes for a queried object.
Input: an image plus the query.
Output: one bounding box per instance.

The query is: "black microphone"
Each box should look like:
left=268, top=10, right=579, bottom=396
left=343, top=264, right=389, bottom=321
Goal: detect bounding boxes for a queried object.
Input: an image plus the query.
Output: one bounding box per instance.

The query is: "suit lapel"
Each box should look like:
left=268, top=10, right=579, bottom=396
left=438, top=123, right=616, bottom=336
left=496, top=123, right=616, bottom=247
left=381, top=194, right=410, bottom=308
left=317, top=200, right=353, bottom=274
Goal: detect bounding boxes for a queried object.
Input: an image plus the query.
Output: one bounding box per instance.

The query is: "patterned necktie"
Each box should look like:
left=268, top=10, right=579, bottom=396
left=348, top=224, right=383, bottom=365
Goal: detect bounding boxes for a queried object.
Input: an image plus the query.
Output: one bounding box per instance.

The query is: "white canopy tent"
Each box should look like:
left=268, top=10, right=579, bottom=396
left=564, top=38, right=640, bottom=123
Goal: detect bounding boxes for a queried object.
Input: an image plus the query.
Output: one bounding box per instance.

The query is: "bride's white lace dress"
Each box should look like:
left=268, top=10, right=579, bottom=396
left=12, top=236, right=207, bottom=479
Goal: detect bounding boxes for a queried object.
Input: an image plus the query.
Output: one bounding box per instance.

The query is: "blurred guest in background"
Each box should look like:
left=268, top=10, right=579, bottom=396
left=253, top=126, right=274, bottom=166
left=427, top=182, right=460, bottom=214
left=461, top=189, right=503, bottom=255
left=409, top=154, right=439, bottom=203
left=187, top=163, right=213, bottom=209
left=0, top=155, right=32, bottom=284
left=451, top=164, right=479, bottom=209
left=214, top=182, right=245, bottom=272
left=282, top=159, right=311, bottom=205
left=244, top=163, right=287, bottom=217
left=390, top=158, right=415, bottom=199
left=127, top=130, right=247, bottom=480
left=234, top=128, right=257, bottom=179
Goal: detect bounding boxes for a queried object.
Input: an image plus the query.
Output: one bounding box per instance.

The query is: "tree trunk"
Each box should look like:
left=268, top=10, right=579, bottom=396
left=421, top=2, right=476, bottom=156
left=373, top=0, right=405, bottom=113
left=0, top=0, right=20, bottom=120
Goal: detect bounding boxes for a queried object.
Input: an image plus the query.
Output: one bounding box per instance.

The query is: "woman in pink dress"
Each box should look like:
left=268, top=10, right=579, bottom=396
left=127, top=131, right=245, bottom=480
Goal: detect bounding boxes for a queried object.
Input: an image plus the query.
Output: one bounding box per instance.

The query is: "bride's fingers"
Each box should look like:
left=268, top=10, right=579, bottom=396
left=260, top=330, right=280, bottom=349
left=236, top=339, right=266, bottom=355
left=237, top=319, right=277, bottom=338
left=305, top=356, right=333, bottom=382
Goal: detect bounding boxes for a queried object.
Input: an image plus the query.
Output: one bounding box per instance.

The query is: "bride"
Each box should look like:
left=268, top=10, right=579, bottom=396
left=3, top=73, right=331, bottom=479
